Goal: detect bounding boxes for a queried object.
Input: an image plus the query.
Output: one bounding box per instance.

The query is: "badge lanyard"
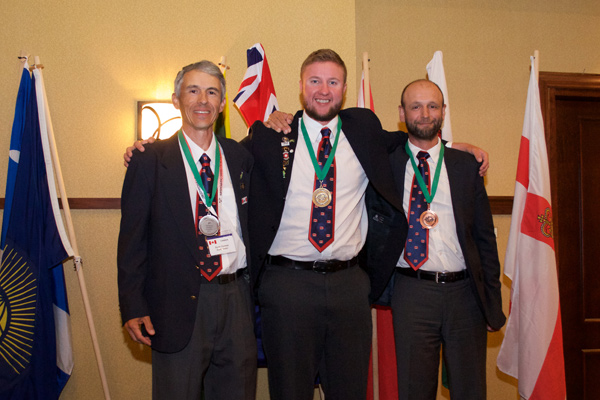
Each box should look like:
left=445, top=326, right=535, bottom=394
left=178, top=130, right=222, bottom=215
left=300, top=118, right=342, bottom=182
left=404, top=141, right=445, bottom=204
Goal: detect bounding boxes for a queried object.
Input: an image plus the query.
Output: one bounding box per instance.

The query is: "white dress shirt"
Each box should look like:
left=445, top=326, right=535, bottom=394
left=179, top=130, right=246, bottom=274
left=396, top=139, right=466, bottom=272
left=268, top=112, right=368, bottom=261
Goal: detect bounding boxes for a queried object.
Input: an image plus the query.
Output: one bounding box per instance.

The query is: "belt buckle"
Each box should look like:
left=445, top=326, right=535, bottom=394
left=312, top=261, right=328, bottom=274
left=435, top=272, right=443, bottom=284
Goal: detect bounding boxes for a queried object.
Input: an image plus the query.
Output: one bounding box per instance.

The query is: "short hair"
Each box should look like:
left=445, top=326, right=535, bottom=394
left=300, top=49, right=347, bottom=83
left=400, top=79, right=445, bottom=107
left=174, top=60, right=226, bottom=100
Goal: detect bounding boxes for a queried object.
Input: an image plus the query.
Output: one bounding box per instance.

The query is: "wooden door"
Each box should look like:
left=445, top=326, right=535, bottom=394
left=539, top=72, right=600, bottom=400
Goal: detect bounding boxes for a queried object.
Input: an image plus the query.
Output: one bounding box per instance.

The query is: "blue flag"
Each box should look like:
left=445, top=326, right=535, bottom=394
left=0, top=71, right=72, bottom=399
left=1, top=63, right=31, bottom=247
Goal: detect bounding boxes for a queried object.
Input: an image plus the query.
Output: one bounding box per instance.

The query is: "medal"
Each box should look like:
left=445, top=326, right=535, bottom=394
left=199, top=214, right=220, bottom=236
left=420, top=208, right=438, bottom=229
left=312, top=186, right=332, bottom=207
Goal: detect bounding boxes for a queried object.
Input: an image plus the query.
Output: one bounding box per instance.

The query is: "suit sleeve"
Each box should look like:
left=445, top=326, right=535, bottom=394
left=117, top=149, right=154, bottom=325
left=471, top=167, right=506, bottom=330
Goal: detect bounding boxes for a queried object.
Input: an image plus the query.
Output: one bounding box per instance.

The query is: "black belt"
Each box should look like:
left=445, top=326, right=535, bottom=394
left=203, top=268, right=245, bottom=284
left=268, top=255, right=358, bottom=274
left=396, top=268, right=468, bottom=283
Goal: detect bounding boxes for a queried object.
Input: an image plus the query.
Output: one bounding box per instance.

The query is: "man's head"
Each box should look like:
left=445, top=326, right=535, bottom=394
left=399, top=79, right=446, bottom=144
left=174, top=61, right=226, bottom=100
left=172, top=61, right=226, bottom=134
left=299, top=49, right=348, bottom=124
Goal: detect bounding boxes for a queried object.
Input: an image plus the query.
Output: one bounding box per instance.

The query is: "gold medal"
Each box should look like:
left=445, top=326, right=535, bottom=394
left=312, top=186, right=332, bottom=207
left=420, top=209, right=438, bottom=229
left=199, top=214, right=220, bottom=236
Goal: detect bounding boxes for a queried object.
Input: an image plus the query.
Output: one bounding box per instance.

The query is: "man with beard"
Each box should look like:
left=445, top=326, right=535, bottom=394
left=364, top=79, right=505, bottom=399
left=241, top=49, right=405, bottom=400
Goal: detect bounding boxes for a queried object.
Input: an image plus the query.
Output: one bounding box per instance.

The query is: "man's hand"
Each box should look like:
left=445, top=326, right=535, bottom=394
left=452, top=142, right=489, bottom=177
left=123, top=137, right=156, bottom=167
left=264, top=111, right=294, bottom=134
left=124, top=316, right=155, bottom=346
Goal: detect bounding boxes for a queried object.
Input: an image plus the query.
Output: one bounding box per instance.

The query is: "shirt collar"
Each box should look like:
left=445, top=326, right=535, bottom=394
left=300, top=112, right=340, bottom=144
left=181, top=129, right=217, bottom=166
left=407, top=137, right=442, bottom=165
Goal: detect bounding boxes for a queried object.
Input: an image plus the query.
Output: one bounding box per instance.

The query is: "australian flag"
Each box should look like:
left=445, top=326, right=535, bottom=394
left=0, top=64, right=74, bottom=399
left=233, top=43, right=279, bottom=126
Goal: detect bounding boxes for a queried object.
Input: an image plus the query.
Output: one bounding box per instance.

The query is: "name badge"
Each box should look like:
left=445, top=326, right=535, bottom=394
left=206, top=234, right=236, bottom=256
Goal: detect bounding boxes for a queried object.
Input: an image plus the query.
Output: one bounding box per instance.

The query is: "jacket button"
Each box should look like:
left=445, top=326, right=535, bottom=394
left=191, top=295, right=197, bottom=300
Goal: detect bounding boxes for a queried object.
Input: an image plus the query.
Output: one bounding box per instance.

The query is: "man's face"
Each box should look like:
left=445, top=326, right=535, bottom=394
left=400, top=81, right=446, bottom=142
left=172, top=70, right=225, bottom=134
left=300, top=61, right=347, bottom=123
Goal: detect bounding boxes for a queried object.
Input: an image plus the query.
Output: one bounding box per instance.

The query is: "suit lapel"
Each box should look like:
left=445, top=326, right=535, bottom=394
left=443, top=148, right=467, bottom=233
left=282, top=112, right=301, bottom=194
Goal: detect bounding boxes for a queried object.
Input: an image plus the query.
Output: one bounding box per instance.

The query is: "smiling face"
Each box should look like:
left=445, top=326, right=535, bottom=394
left=399, top=80, right=446, bottom=147
left=300, top=61, right=347, bottom=124
left=172, top=69, right=225, bottom=135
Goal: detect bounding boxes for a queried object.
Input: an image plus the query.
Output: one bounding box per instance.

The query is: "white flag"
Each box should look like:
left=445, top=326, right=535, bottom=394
left=496, top=56, right=566, bottom=400
left=426, top=51, right=452, bottom=141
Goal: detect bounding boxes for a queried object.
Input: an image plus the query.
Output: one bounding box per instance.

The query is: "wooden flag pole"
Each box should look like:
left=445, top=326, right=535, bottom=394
left=362, top=52, right=371, bottom=110
left=34, top=56, right=111, bottom=400
left=363, top=50, right=379, bottom=400
left=533, top=50, right=540, bottom=81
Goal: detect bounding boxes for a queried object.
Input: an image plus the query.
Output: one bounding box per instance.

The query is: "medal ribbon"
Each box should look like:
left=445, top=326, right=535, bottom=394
left=178, top=130, right=220, bottom=207
left=300, top=118, right=342, bottom=181
left=405, top=141, right=444, bottom=204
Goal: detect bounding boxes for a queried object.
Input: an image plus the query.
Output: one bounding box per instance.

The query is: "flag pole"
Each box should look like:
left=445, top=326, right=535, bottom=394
left=218, top=56, right=231, bottom=138
left=362, top=51, right=379, bottom=400
left=533, top=50, right=540, bottom=81
left=362, top=52, right=371, bottom=110
left=34, top=56, right=111, bottom=400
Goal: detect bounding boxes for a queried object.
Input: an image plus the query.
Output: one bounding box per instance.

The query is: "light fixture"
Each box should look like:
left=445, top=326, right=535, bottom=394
left=137, top=101, right=181, bottom=140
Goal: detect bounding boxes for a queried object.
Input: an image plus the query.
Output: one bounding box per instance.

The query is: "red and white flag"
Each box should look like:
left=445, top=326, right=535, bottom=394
left=357, top=71, right=374, bottom=111
left=233, top=43, right=279, bottom=126
left=496, top=56, right=566, bottom=400
left=426, top=51, right=452, bottom=141
left=359, top=62, right=398, bottom=400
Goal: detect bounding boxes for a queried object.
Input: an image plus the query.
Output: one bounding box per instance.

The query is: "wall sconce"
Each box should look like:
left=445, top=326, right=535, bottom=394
left=137, top=101, right=181, bottom=140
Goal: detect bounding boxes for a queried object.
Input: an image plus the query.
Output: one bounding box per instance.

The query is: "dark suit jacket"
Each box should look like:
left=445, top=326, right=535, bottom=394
left=365, top=144, right=506, bottom=330
left=117, top=134, right=253, bottom=353
left=241, top=108, right=405, bottom=301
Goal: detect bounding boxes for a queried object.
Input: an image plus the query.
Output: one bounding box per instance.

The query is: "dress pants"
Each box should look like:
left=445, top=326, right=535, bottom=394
left=258, top=263, right=372, bottom=400
left=391, top=271, right=487, bottom=400
left=152, top=277, right=257, bottom=400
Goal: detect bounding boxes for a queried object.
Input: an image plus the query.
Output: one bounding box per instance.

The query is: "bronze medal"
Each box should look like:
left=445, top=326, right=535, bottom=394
left=199, top=214, right=220, bottom=236
left=312, top=187, right=332, bottom=207
left=420, top=209, right=438, bottom=229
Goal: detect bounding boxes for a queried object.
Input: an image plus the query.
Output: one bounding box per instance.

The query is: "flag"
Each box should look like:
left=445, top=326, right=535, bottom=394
left=496, top=56, right=566, bottom=399
left=1, top=60, right=31, bottom=247
left=0, top=66, right=74, bottom=399
left=214, top=61, right=231, bottom=138
left=233, top=43, right=279, bottom=126
left=359, top=66, right=399, bottom=400
left=426, top=51, right=453, bottom=141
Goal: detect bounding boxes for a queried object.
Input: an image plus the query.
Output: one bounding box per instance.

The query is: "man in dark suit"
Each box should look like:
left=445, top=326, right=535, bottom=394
left=117, top=61, right=256, bottom=400
left=240, top=49, right=406, bottom=400
left=365, top=79, right=505, bottom=399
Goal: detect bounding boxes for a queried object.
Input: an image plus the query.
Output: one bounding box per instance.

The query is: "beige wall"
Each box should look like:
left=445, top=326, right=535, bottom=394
left=1, top=0, right=599, bottom=398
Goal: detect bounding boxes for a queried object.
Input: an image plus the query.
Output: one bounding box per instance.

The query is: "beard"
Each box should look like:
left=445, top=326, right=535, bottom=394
left=405, top=117, right=443, bottom=142
left=302, top=98, right=344, bottom=122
